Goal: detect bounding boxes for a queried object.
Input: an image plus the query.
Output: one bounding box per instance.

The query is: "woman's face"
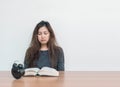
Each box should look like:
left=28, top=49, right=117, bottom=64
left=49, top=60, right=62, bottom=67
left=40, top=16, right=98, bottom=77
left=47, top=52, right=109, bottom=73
left=37, top=26, right=50, bottom=45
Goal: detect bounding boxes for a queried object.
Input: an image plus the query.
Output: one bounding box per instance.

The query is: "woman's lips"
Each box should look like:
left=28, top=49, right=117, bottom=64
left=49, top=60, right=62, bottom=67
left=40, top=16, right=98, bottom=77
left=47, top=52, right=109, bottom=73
left=41, top=40, right=46, bottom=41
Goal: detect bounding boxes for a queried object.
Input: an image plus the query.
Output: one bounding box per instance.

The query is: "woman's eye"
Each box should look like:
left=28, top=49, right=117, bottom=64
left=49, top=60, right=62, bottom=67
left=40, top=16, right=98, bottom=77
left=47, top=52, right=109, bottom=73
left=44, top=32, right=48, bottom=35
left=38, top=33, right=41, bottom=35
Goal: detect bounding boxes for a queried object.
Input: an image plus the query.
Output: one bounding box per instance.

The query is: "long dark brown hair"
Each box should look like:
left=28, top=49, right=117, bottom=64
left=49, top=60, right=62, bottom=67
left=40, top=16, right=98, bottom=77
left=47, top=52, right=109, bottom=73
left=25, top=20, right=60, bottom=68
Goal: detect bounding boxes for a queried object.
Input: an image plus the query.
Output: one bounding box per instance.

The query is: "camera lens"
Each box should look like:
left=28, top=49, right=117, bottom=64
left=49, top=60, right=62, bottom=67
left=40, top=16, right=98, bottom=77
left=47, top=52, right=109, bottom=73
left=18, top=64, right=24, bottom=69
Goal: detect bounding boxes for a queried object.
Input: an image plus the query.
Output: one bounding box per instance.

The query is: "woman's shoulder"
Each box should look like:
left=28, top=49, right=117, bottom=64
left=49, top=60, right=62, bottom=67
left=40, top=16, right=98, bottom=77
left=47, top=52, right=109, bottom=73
left=55, top=46, right=64, bottom=54
left=56, top=46, right=63, bottom=50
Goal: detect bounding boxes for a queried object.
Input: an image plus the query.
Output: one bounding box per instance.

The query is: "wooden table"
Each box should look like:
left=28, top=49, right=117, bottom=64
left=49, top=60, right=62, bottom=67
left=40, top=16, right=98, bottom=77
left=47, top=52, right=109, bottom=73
left=0, top=71, right=120, bottom=87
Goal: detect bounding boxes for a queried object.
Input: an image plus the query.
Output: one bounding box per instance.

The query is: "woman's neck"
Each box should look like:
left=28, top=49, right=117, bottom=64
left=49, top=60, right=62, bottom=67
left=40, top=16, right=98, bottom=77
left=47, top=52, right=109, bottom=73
left=40, top=44, right=48, bottom=51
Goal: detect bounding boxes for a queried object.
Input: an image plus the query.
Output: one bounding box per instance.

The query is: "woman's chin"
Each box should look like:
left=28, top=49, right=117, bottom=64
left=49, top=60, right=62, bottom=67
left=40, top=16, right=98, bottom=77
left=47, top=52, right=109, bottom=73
left=41, top=42, right=47, bottom=45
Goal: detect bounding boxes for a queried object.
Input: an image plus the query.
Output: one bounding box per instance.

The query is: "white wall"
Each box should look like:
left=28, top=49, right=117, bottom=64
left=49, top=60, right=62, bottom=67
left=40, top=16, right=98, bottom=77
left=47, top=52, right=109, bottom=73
left=0, top=0, right=120, bottom=71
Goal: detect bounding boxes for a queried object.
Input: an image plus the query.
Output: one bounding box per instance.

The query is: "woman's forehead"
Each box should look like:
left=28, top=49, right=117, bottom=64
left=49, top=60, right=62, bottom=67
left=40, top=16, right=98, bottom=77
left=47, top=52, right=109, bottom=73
left=38, top=26, right=49, bottom=32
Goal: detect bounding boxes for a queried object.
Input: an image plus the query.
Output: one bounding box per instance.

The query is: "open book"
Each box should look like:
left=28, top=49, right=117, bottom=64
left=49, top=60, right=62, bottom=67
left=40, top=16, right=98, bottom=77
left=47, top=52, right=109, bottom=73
left=24, top=67, right=59, bottom=76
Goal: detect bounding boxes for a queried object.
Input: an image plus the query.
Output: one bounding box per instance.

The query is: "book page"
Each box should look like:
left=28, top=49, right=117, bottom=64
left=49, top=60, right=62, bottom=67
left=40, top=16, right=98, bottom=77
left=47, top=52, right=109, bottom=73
left=38, top=67, right=59, bottom=76
left=24, top=68, right=40, bottom=76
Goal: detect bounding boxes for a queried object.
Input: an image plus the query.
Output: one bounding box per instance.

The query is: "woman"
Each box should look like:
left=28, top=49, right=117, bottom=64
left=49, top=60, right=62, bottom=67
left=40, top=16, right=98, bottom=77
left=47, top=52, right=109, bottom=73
left=24, top=20, right=64, bottom=71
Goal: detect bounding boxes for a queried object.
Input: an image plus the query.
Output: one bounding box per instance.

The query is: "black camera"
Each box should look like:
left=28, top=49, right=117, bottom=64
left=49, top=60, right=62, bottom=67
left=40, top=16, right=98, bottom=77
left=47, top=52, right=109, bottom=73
left=11, top=62, right=25, bottom=79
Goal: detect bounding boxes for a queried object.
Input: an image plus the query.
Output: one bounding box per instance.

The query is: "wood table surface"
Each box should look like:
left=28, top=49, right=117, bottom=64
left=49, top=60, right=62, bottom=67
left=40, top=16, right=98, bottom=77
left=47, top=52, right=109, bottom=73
left=0, top=71, right=120, bottom=87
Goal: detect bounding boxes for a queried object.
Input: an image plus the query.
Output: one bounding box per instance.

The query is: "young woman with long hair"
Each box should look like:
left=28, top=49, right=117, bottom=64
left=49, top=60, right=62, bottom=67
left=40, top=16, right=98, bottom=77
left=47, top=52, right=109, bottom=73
left=24, top=20, right=64, bottom=71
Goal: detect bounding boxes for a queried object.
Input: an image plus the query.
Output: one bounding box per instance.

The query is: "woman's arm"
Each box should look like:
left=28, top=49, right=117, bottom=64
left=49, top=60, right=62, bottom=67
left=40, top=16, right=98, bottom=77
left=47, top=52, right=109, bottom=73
left=57, top=48, right=65, bottom=71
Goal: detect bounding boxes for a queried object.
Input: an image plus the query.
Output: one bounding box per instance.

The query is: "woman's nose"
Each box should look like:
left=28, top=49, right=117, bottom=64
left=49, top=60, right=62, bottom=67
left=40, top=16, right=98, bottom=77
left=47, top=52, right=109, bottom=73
left=41, top=34, right=45, bottom=38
